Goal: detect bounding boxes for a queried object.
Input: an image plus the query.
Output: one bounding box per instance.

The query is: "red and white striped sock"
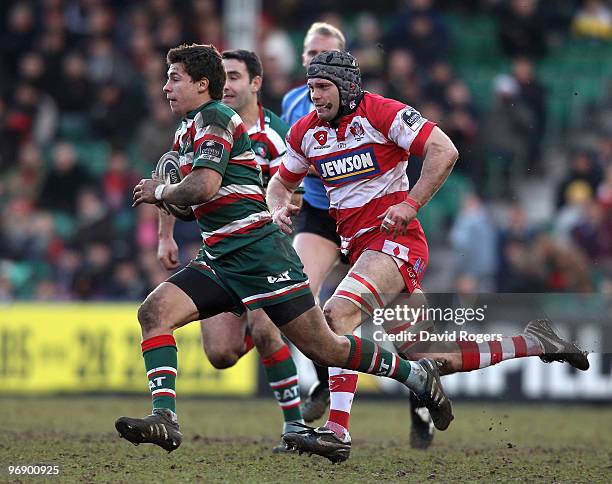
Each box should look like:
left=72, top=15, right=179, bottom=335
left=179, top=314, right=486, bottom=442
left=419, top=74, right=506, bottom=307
left=457, top=335, right=543, bottom=371
left=324, top=367, right=358, bottom=442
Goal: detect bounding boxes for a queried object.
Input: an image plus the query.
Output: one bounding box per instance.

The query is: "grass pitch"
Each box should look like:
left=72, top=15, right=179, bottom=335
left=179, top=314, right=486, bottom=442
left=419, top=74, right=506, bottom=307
left=2, top=397, right=611, bottom=483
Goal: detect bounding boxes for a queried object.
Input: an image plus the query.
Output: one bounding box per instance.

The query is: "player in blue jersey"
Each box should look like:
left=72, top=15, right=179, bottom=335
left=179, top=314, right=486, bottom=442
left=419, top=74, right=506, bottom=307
left=281, top=22, right=435, bottom=449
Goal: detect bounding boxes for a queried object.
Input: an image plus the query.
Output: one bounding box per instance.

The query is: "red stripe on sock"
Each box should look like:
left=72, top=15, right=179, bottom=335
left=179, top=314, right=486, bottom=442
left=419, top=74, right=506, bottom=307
left=512, top=336, right=527, bottom=358
left=458, top=340, right=480, bottom=371
left=348, top=272, right=384, bottom=309
left=148, top=369, right=176, bottom=378
left=335, top=290, right=374, bottom=314
left=347, top=336, right=362, bottom=369
left=281, top=401, right=301, bottom=410
left=152, top=391, right=176, bottom=398
left=261, top=344, right=291, bottom=367
left=489, top=340, right=503, bottom=365
left=328, top=409, right=350, bottom=429
left=141, top=334, right=176, bottom=353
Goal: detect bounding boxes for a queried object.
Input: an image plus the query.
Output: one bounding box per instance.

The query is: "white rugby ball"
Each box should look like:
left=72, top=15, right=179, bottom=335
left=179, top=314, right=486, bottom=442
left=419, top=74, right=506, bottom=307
left=155, top=151, right=196, bottom=221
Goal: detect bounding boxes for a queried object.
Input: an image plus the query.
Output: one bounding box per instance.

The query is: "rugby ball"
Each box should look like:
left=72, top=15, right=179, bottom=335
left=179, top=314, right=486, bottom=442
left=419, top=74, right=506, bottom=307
left=154, top=151, right=196, bottom=221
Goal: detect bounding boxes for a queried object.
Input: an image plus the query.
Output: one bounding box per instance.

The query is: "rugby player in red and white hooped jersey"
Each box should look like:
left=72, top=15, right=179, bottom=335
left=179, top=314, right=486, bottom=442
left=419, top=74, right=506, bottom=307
left=269, top=51, right=589, bottom=462
left=283, top=24, right=434, bottom=449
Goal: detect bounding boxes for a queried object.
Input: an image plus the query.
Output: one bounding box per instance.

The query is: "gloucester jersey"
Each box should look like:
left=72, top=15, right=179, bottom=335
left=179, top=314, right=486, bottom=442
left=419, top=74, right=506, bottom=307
left=279, top=92, right=435, bottom=258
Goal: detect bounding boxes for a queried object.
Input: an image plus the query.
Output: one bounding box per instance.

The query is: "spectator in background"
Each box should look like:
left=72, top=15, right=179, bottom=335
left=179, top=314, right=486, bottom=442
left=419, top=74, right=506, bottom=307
left=556, top=150, right=603, bottom=209
left=54, top=53, right=94, bottom=117
left=39, top=141, right=93, bottom=215
left=155, top=15, right=184, bottom=54
left=0, top=96, right=12, bottom=171
left=384, top=0, right=448, bottom=67
left=442, top=79, right=483, bottom=182
left=54, top=248, right=82, bottom=300
left=90, top=83, right=140, bottom=148
left=260, top=15, right=297, bottom=79
left=190, top=0, right=224, bottom=49
left=87, top=36, right=134, bottom=86
left=37, top=28, right=67, bottom=88
left=1, top=197, right=36, bottom=261
left=450, top=192, right=498, bottom=291
left=4, top=83, right=58, bottom=161
left=484, top=75, right=534, bottom=194
left=0, top=2, right=35, bottom=77
left=72, top=188, right=116, bottom=250
left=258, top=15, right=296, bottom=113
left=103, top=150, right=143, bottom=213
left=134, top=99, right=176, bottom=169
left=532, top=232, right=593, bottom=292
left=72, top=242, right=113, bottom=299
left=259, top=55, right=292, bottom=114
left=555, top=180, right=592, bottom=245
left=597, top=164, right=612, bottom=208
left=595, top=135, right=612, bottom=166
left=423, top=60, right=454, bottom=104
left=595, top=165, right=612, bottom=262
left=572, top=0, right=612, bottom=40
left=4, top=144, right=46, bottom=202
left=106, top=260, right=147, bottom=301
left=571, top=200, right=610, bottom=262
left=498, top=0, right=547, bottom=59
left=496, top=204, right=536, bottom=292
left=18, top=51, right=47, bottom=91
left=349, top=13, right=384, bottom=81
left=511, top=57, right=547, bottom=172
left=384, top=49, right=422, bottom=105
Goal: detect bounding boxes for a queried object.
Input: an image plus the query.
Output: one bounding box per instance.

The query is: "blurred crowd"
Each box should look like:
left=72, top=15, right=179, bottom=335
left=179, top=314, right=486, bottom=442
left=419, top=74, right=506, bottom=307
left=0, top=0, right=610, bottom=300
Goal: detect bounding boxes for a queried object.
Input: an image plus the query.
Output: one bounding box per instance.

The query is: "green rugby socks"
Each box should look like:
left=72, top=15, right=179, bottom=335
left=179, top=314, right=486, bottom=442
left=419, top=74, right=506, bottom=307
left=344, top=335, right=427, bottom=394
left=142, top=334, right=178, bottom=413
left=261, top=344, right=304, bottom=433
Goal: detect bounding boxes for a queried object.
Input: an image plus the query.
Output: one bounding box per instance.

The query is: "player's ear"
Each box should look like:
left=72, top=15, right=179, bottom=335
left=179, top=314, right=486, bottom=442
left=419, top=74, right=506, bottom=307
left=251, top=75, right=262, bottom=93
left=197, top=77, right=209, bottom=93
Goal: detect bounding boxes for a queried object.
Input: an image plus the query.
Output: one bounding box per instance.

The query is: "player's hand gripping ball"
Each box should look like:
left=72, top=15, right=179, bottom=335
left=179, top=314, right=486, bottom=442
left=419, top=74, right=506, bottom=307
left=154, top=151, right=196, bottom=221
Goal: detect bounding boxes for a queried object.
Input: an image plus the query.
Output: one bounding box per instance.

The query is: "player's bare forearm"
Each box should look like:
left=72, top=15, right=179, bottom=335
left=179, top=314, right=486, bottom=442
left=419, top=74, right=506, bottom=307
left=158, top=209, right=176, bottom=240
left=157, top=209, right=180, bottom=270
left=267, top=173, right=302, bottom=234
left=163, top=168, right=222, bottom=206
left=266, top=173, right=298, bottom=211
left=408, top=127, right=459, bottom=207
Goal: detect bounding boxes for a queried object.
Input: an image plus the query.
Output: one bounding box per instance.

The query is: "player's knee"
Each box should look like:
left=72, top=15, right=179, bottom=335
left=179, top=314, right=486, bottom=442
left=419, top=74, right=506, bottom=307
left=207, top=350, right=240, bottom=369
left=323, top=300, right=355, bottom=335
left=137, top=297, right=162, bottom=333
left=250, top=323, right=282, bottom=356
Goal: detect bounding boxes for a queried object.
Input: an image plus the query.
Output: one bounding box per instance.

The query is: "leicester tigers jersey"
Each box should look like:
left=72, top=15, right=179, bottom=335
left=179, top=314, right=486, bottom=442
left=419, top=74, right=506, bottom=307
left=172, top=99, right=276, bottom=259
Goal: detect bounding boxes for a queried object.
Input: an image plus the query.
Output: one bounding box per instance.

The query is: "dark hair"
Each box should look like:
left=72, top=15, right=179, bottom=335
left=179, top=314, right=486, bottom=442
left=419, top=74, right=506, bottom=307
left=221, top=49, right=263, bottom=81
left=166, top=43, right=225, bottom=100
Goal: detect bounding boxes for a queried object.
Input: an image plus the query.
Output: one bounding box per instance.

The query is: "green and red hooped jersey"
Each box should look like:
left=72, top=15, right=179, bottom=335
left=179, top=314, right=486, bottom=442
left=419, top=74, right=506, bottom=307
left=247, top=104, right=288, bottom=186
left=172, top=100, right=277, bottom=259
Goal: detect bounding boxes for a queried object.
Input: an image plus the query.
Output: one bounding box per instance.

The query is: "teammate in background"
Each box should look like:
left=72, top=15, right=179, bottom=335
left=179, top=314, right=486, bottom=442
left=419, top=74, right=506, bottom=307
left=270, top=51, right=589, bottom=463
left=281, top=22, right=435, bottom=449
left=155, top=49, right=304, bottom=453
left=116, top=43, right=454, bottom=455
